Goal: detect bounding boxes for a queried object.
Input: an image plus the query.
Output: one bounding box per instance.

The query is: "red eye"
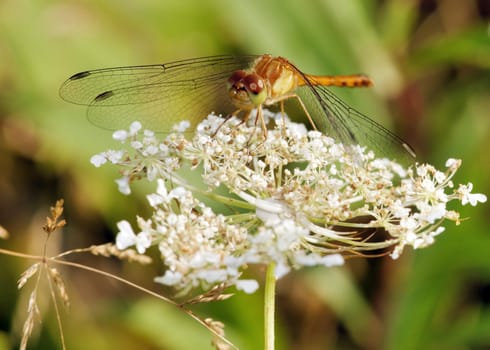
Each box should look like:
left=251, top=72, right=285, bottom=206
left=243, top=74, right=264, bottom=94
left=228, top=70, right=247, bottom=85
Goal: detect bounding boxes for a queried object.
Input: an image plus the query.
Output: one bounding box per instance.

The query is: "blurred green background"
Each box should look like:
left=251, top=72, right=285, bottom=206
left=0, top=0, right=489, bottom=349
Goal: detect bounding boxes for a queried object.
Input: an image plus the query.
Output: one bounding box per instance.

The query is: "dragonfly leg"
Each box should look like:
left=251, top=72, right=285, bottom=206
left=255, top=105, right=268, bottom=138
left=236, top=107, right=267, bottom=139
left=279, top=100, right=287, bottom=136
left=212, top=109, right=242, bottom=137
left=289, top=94, right=318, bottom=132
left=267, top=93, right=319, bottom=132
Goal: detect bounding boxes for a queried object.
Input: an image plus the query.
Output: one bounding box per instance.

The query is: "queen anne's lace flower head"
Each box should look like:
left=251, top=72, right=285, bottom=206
left=92, top=112, right=486, bottom=293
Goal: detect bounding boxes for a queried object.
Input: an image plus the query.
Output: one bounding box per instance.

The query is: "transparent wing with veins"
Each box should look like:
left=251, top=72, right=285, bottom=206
left=59, top=55, right=259, bottom=131
left=295, top=75, right=416, bottom=163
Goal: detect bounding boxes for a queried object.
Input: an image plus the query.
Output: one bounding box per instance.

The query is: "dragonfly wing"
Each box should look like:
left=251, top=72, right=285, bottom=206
left=86, top=75, right=233, bottom=132
left=295, top=81, right=415, bottom=163
left=59, top=55, right=259, bottom=131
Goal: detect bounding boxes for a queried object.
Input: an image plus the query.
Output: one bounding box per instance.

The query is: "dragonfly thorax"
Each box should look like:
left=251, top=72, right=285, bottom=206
left=253, top=55, right=299, bottom=99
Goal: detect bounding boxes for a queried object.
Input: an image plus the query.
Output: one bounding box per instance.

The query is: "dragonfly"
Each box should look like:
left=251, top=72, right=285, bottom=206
left=59, top=54, right=416, bottom=162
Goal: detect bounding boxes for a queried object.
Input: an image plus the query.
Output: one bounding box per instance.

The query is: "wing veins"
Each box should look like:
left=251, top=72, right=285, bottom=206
left=296, top=73, right=415, bottom=161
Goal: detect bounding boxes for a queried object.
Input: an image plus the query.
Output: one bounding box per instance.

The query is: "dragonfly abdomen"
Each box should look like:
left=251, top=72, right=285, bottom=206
left=304, top=74, right=373, bottom=88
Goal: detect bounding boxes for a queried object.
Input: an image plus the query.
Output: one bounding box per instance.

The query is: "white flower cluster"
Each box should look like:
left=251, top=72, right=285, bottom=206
left=91, top=112, right=486, bottom=293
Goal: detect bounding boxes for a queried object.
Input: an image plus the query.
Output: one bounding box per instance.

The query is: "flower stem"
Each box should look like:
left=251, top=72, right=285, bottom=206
left=264, top=262, right=276, bottom=350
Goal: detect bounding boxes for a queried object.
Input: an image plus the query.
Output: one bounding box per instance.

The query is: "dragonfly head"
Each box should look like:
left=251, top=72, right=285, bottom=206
left=227, top=70, right=267, bottom=109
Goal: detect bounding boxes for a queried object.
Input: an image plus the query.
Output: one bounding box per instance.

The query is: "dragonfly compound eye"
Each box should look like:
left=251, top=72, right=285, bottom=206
left=227, top=70, right=265, bottom=109
left=227, top=70, right=248, bottom=88
left=243, top=74, right=266, bottom=106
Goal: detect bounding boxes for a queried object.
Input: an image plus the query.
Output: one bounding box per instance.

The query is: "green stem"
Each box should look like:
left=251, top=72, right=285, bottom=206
left=264, top=262, right=276, bottom=350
